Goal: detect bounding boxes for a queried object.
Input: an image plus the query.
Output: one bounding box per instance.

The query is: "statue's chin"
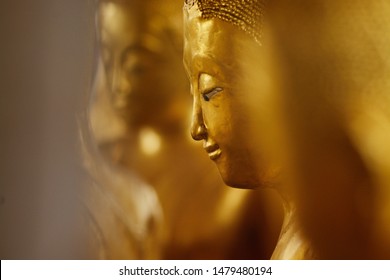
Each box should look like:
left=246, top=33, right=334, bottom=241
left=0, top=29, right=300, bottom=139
left=225, top=181, right=256, bottom=190
left=218, top=170, right=260, bottom=190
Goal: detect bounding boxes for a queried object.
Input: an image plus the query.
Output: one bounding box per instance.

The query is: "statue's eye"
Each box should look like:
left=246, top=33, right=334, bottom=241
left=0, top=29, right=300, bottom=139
left=202, top=87, right=223, bottom=101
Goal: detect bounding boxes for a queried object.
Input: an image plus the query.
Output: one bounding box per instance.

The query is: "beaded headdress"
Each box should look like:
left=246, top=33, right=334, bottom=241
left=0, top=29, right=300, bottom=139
left=184, top=0, right=265, bottom=45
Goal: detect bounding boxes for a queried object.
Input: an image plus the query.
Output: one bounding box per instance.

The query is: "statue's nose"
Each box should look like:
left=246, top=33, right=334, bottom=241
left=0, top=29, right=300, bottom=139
left=191, top=100, right=207, bottom=141
left=110, top=62, right=130, bottom=95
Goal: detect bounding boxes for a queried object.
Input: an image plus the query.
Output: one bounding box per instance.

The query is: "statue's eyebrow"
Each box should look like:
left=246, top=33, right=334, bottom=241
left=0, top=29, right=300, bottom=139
left=120, top=45, right=161, bottom=64
left=183, top=51, right=231, bottom=83
left=192, top=53, right=230, bottom=74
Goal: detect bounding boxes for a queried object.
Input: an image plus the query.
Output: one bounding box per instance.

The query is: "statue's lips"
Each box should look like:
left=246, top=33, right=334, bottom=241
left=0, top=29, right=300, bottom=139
left=204, top=143, right=222, bottom=160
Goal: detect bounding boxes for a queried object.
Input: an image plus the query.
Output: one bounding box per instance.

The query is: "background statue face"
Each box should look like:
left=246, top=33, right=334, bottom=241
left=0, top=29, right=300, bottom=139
left=184, top=8, right=276, bottom=188
left=98, top=1, right=188, bottom=130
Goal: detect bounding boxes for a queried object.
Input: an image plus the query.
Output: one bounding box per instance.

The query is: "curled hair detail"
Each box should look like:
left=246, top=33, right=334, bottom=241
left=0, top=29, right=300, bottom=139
left=184, top=0, right=265, bottom=45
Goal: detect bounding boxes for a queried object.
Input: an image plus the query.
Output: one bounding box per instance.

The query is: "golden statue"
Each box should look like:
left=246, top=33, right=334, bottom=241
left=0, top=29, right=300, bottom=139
left=268, top=0, right=390, bottom=259
left=82, top=142, right=164, bottom=259
left=183, top=0, right=312, bottom=259
left=85, top=0, right=281, bottom=259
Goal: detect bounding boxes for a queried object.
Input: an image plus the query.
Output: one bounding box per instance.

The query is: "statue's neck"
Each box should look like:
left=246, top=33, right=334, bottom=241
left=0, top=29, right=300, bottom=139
left=279, top=193, right=296, bottom=239
left=271, top=190, right=313, bottom=260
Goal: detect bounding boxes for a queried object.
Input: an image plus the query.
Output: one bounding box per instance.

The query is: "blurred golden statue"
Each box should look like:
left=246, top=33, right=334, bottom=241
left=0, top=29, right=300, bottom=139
left=85, top=0, right=280, bottom=259
left=268, top=0, right=390, bottom=259
left=183, top=0, right=312, bottom=259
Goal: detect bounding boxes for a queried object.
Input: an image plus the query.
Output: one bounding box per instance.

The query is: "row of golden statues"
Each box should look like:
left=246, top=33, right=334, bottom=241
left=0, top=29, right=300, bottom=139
left=82, top=0, right=390, bottom=259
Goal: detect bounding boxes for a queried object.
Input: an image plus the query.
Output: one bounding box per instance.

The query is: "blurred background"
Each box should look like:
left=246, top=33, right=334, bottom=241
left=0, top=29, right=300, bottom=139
left=4, top=0, right=389, bottom=260
left=0, top=0, right=282, bottom=259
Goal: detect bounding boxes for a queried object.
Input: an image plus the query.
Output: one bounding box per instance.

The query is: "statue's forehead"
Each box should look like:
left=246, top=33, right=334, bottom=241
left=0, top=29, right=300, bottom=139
left=99, top=2, right=169, bottom=53
left=99, top=3, right=141, bottom=36
left=184, top=18, right=247, bottom=80
left=184, top=15, right=235, bottom=53
left=99, top=1, right=170, bottom=34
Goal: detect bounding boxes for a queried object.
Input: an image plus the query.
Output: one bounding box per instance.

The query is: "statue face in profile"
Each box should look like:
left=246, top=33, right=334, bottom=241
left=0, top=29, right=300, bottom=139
left=98, top=0, right=187, bottom=130
left=184, top=4, right=274, bottom=188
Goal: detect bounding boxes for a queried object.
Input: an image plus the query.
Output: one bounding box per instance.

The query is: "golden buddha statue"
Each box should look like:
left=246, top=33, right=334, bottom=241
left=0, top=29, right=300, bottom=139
left=268, top=0, right=390, bottom=259
left=183, top=0, right=313, bottom=259
left=82, top=144, right=164, bottom=259
left=86, top=0, right=280, bottom=259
